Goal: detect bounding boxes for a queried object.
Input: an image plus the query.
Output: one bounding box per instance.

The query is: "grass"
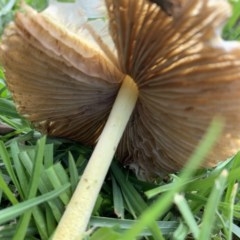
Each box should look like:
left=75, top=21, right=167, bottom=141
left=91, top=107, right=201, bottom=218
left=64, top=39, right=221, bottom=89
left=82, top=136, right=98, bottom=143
left=0, top=0, right=240, bottom=239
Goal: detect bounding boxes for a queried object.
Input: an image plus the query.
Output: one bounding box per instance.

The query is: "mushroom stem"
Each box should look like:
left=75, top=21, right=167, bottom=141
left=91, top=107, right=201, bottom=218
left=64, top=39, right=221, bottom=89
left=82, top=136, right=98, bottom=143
left=53, top=75, right=139, bottom=240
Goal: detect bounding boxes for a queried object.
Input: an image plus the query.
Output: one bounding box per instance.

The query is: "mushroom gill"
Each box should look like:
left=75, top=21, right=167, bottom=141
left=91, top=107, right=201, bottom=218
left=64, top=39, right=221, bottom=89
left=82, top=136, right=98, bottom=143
left=106, top=0, right=240, bottom=179
left=0, top=3, right=123, bottom=145
left=1, top=0, right=240, bottom=180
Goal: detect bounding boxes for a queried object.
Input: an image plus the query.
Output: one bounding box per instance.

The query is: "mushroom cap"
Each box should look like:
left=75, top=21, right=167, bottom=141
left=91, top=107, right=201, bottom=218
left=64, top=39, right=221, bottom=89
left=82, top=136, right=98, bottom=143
left=0, top=2, right=123, bottom=145
left=1, top=0, right=240, bottom=179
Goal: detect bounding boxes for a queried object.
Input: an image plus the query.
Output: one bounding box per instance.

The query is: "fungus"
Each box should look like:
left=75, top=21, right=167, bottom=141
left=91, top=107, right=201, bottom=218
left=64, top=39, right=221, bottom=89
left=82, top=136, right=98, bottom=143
left=1, top=0, right=240, bottom=239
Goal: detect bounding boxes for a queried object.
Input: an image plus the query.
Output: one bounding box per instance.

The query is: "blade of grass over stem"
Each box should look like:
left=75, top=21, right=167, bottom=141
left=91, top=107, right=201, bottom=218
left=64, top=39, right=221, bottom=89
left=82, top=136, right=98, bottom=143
left=118, top=118, right=223, bottom=240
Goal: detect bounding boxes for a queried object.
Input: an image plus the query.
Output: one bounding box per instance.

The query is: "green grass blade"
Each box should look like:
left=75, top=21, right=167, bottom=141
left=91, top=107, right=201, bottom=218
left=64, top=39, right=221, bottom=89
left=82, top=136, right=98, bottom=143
left=225, top=1, right=240, bottom=29
left=38, top=170, right=65, bottom=222
left=0, top=99, right=20, bottom=118
left=111, top=162, right=149, bottom=216
left=12, top=211, right=32, bottom=240
left=0, top=140, right=22, bottom=196
left=145, top=182, right=177, bottom=199
left=219, top=182, right=238, bottom=240
left=0, top=171, right=18, bottom=205
left=222, top=153, right=240, bottom=240
left=174, top=194, right=199, bottom=238
left=13, top=136, right=46, bottom=240
left=46, top=207, right=57, bottom=237
left=172, top=222, right=189, bottom=240
left=198, top=170, right=228, bottom=240
left=68, top=152, right=79, bottom=192
left=89, top=227, right=121, bottom=240
left=44, top=143, right=54, bottom=168
left=90, top=216, right=178, bottom=235
left=45, top=163, right=70, bottom=205
left=0, top=224, right=37, bottom=239
left=32, top=206, right=49, bottom=240
left=0, top=184, right=70, bottom=225
left=112, top=176, right=124, bottom=219
left=232, top=223, right=240, bottom=238
left=0, top=0, right=15, bottom=16
left=111, top=162, right=164, bottom=239
left=10, top=141, right=28, bottom=197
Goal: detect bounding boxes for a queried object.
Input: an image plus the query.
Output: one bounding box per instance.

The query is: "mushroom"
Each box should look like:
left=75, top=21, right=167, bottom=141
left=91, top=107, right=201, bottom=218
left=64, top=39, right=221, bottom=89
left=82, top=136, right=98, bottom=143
left=1, top=0, right=240, bottom=239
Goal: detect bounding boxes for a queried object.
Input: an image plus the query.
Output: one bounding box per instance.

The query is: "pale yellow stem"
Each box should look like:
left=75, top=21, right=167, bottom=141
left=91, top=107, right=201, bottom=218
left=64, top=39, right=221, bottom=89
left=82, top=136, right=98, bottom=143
left=53, top=75, right=138, bottom=240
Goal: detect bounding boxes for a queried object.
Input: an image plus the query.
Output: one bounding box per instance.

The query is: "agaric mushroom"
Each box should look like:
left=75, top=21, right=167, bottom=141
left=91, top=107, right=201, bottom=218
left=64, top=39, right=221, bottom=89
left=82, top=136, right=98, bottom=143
left=1, top=0, right=240, bottom=239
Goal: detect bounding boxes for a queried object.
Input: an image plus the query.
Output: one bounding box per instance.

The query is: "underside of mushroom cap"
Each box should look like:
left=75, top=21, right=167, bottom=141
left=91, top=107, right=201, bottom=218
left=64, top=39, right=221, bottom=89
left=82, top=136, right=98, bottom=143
left=1, top=0, right=240, bottom=180
left=106, top=0, right=240, bottom=179
left=0, top=3, right=124, bottom=145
